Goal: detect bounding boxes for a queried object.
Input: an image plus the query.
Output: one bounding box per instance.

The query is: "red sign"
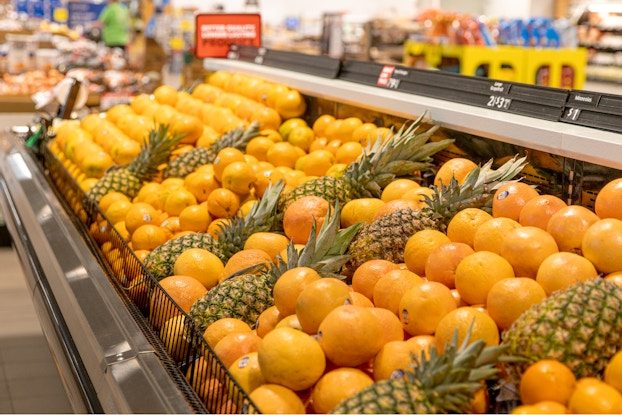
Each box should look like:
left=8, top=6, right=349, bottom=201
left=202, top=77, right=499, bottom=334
left=195, top=13, right=262, bottom=58
left=377, top=65, right=395, bottom=87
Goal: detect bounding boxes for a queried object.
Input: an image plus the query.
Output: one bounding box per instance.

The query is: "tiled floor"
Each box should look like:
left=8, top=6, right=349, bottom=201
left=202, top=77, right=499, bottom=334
left=0, top=244, right=74, bottom=414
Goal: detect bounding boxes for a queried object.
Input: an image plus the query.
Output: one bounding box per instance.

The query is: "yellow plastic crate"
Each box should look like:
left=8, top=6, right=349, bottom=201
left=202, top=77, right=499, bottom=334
left=404, top=41, right=587, bottom=89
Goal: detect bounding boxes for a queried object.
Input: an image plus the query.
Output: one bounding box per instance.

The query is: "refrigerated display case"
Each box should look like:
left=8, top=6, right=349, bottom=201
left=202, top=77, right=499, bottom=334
left=1, top=48, right=622, bottom=413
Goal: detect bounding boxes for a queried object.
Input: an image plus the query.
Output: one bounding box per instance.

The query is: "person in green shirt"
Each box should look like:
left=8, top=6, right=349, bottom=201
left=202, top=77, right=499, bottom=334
left=97, top=0, right=131, bottom=50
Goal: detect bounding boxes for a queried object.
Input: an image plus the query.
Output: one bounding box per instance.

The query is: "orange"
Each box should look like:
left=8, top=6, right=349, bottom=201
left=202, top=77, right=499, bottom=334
left=372, top=199, right=422, bottom=221
left=568, top=377, right=622, bottom=414
left=171, top=114, right=204, bottom=145
left=367, top=306, right=405, bottom=345
left=149, top=275, right=208, bottom=329
left=160, top=215, right=181, bottom=236
left=335, top=141, right=364, bottom=165
left=486, top=277, right=547, bottom=330
left=124, top=202, right=161, bottom=234
left=455, top=250, right=515, bottom=305
left=335, top=117, right=364, bottom=142
left=221, top=161, right=257, bottom=196
left=323, top=119, right=343, bottom=141
left=399, top=281, right=457, bottom=336
left=160, top=177, right=185, bottom=189
left=266, top=141, right=300, bottom=169
left=350, top=291, right=374, bottom=307
left=98, top=191, right=130, bottom=214
left=248, top=383, right=306, bottom=414
left=446, top=208, right=493, bottom=248
left=163, top=187, right=197, bottom=218
left=183, top=171, right=220, bottom=203
left=153, top=84, right=179, bottom=106
left=511, top=401, right=569, bottom=414
left=546, top=205, right=599, bottom=254
left=312, top=114, right=336, bottom=138
left=173, top=247, right=224, bottom=290
left=372, top=340, right=425, bottom=382
left=402, top=187, right=435, bottom=209
left=159, top=315, right=190, bottom=361
left=254, top=167, right=286, bottom=198
left=243, top=232, right=290, bottom=261
left=352, top=259, right=401, bottom=301
left=434, top=158, right=477, bottom=187
left=595, top=178, right=622, bottom=220
left=311, top=367, right=374, bottom=413
left=536, top=252, right=599, bottom=296
left=500, top=226, right=559, bottom=279
left=295, top=278, right=352, bottom=334
left=317, top=305, right=384, bottom=367
left=303, top=149, right=335, bottom=177
left=351, top=122, right=379, bottom=145
left=274, top=89, right=307, bottom=120
left=582, top=218, right=622, bottom=274
left=492, top=182, right=540, bottom=221
left=405, top=334, right=435, bottom=359
left=605, top=349, right=622, bottom=393
left=202, top=317, right=252, bottom=349
left=228, top=351, right=266, bottom=395
left=178, top=204, right=211, bottom=233
left=220, top=249, right=272, bottom=282
left=255, top=305, right=284, bottom=338
left=381, top=179, right=421, bottom=202
left=434, top=307, right=500, bottom=353
left=371, top=127, right=394, bottom=144
left=272, top=267, right=321, bottom=317
left=287, top=125, right=315, bottom=152
left=246, top=136, right=274, bottom=162
left=250, top=106, right=282, bottom=131
left=472, top=217, right=522, bottom=255
left=274, top=314, right=302, bottom=331
left=257, top=327, right=326, bottom=391
left=212, top=147, right=245, bottom=182
left=278, top=117, right=307, bottom=140
left=340, top=198, right=385, bottom=228
left=213, top=330, right=262, bottom=370
left=324, top=138, right=342, bottom=155
left=605, top=271, right=622, bottom=287
left=282, top=195, right=330, bottom=244
left=309, top=137, right=328, bottom=152
left=131, top=224, right=168, bottom=251
left=110, top=139, right=141, bottom=165
left=373, top=268, right=424, bottom=314
left=424, top=242, right=474, bottom=289
left=403, top=229, right=451, bottom=276
left=206, top=187, right=240, bottom=219
left=518, top=194, right=568, bottom=230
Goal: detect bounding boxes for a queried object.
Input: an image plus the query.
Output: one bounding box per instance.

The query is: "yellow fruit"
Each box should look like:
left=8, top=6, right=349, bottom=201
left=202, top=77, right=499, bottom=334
left=404, top=230, right=451, bottom=276
left=173, top=248, right=224, bottom=290
left=124, top=202, right=161, bottom=234
left=454, top=250, right=515, bottom=305
left=500, top=226, right=560, bottom=279
left=243, top=231, right=290, bottom=261
left=372, top=340, right=427, bottom=382
left=582, top=218, right=622, bottom=274
left=605, top=350, right=622, bottom=393
left=352, top=259, right=400, bottom=301
left=311, top=368, right=374, bottom=413
left=399, top=281, right=457, bottom=336
left=434, top=307, right=500, bottom=353
left=520, top=359, right=577, bottom=405
left=272, top=267, right=321, bottom=317
left=221, top=161, right=257, bottom=196
left=206, top=187, right=240, bottom=219
left=568, top=377, right=622, bottom=414
left=131, top=224, right=168, bottom=251
left=248, top=384, right=306, bottom=414
left=164, top=188, right=198, bottom=217
left=228, top=352, right=266, bottom=395
left=287, top=125, right=315, bottom=152
left=295, top=278, right=352, bottom=334
left=434, top=158, right=477, bottom=187
left=202, top=317, right=252, bottom=349
left=381, top=179, right=421, bottom=202
left=220, top=249, right=272, bottom=282
left=373, top=269, right=424, bottom=315
left=257, top=327, right=325, bottom=391
left=213, top=147, right=246, bottom=182
left=472, top=217, right=522, bottom=255
left=340, top=198, right=386, bottom=228
left=159, top=315, right=190, bottom=361
left=446, top=208, right=493, bottom=248
left=486, top=277, right=546, bottom=330
left=535, top=251, right=599, bottom=296
left=424, top=242, right=474, bottom=289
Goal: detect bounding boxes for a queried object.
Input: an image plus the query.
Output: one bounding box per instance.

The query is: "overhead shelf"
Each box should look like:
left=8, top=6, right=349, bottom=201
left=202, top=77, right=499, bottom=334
left=203, top=58, right=622, bottom=171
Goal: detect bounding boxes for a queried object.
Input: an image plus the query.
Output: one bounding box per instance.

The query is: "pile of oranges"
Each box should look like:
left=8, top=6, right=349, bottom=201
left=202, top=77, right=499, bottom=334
left=47, top=70, right=622, bottom=414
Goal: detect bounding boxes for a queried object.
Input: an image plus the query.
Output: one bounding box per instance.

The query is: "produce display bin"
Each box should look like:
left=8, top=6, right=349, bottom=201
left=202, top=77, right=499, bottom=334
left=403, top=41, right=588, bottom=89
left=1, top=49, right=622, bottom=413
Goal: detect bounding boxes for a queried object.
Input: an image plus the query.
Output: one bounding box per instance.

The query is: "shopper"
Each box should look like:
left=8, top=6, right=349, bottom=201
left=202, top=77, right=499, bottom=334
left=97, top=0, right=131, bottom=52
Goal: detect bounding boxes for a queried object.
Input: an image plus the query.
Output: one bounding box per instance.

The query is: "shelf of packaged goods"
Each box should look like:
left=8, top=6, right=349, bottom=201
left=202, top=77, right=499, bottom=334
left=204, top=58, right=622, bottom=171
left=0, top=130, right=200, bottom=414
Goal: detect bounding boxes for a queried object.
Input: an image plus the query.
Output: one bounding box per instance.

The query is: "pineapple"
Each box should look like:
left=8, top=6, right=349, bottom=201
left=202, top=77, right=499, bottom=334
left=502, top=278, right=622, bottom=382
left=278, top=113, right=453, bottom=211
left=331, top=330, right=508, bottom=414
left=143, top=180, right=284, bottom=281
left=163, top=121, right=260, bottom=178
left=344, top=156, right=528, bottom=273
left=86, top=124, right=184, bottom=204
left=189, top=202, right=363, bottom=332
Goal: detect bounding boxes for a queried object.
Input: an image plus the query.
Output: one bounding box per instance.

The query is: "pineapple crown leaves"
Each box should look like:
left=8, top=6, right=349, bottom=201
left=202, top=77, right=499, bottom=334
left=129, top=123, right=186, bottom=177
left=214, top=121, right=261, bottom=153
left=424, top=155, right=529, bottom=222
left=405, top=325, right=509, bottom=413
left=345, top=112, right=454, bottom=193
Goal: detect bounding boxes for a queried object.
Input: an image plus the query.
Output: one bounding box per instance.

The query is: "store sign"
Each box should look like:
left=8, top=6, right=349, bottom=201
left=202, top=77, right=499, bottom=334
left=194, top=13, right=261, bottom=59
left=67, top=2, right=106, bottom=29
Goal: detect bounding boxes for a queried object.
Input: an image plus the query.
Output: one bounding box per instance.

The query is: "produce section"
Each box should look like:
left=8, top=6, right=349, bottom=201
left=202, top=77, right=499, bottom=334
left=2, top=47, right=622, bottom=414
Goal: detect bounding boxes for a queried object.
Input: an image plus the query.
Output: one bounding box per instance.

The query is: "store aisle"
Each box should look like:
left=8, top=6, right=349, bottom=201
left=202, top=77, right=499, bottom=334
left=0, top=245, right=74, bottom=414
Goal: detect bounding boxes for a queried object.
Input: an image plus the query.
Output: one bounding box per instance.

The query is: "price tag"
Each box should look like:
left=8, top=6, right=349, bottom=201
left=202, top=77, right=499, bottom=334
left=195, top=13, right=262, bottom=58
left=564, top=107, right=581, bottom=121
left=486, top=95, right=512, bottom=110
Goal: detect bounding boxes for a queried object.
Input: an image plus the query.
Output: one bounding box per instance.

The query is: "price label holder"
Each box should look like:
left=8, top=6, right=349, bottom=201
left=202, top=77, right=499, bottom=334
left=227, top=45, right=341, bottom=78
left=338, top=60, right=568, bottom=121
left=561, top=91, right=622, bottom=133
